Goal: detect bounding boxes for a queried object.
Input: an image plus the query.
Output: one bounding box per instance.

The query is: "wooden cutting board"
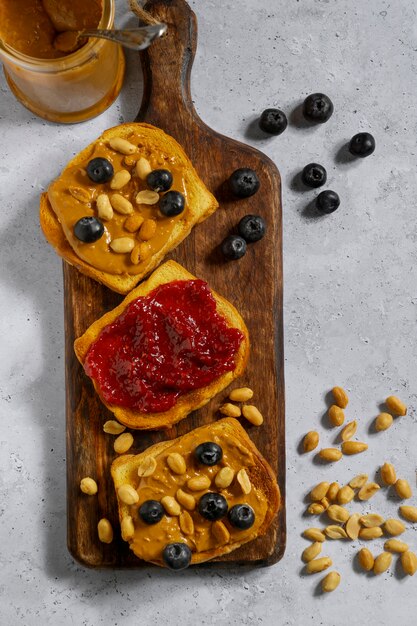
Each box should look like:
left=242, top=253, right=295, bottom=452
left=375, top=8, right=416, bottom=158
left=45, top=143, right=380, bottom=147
left=65, top=0, right=285, bottom=567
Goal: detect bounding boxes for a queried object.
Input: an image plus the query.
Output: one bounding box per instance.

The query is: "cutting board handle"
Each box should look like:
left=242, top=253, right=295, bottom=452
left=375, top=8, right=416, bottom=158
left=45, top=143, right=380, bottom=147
left=136, top=0, right=197, bottom=127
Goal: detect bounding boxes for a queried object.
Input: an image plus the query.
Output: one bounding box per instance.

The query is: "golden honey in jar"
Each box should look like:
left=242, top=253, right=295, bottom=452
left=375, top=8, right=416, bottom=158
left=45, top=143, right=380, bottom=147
left=0, top=0, right=125, bottom=123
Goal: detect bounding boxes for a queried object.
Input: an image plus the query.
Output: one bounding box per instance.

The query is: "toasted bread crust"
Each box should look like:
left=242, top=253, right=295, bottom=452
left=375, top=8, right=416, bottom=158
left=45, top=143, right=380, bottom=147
left=40, top=123, right=218, bottom=294
left=74, top=261, right=250, bottom=430
left=111, top=418, right=280, bottom=566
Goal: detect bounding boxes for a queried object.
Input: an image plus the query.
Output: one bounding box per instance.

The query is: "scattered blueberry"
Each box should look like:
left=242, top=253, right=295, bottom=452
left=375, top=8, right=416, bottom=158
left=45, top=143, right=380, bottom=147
left=159, top=191, right=185, bottom=217
left=198, top=492, right=228, bottom=521
left=221, top=235, right=247, bottom=260
left=259, top=108, right=288, bottom=135
left=302, top=93, right=334, bottom=124
left=316, top=190, right=340, bottom=214
left=86, top=157, right=114, bottom=183
left=238, top=215, right=266, bottom=243
left=162, top=543, right=192, bottom=570
left=228, top=504, right=255, bottom=530
left=348, top=132, right=376, bottom=158
left=301, top=163, right=327, bottom=188
left=147, top=169, right=173, bottom=192
left=73, top=216, right=104, bottom=243
left=229, top=168, right=260, bottom=198
left=139, top=500, right=165, bottom=525
left=194, top=442, right=223, bottom=466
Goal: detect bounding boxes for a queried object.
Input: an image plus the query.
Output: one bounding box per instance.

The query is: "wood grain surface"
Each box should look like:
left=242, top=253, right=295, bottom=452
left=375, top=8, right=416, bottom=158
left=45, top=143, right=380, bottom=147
left=65, top=0, right=285, bottom=568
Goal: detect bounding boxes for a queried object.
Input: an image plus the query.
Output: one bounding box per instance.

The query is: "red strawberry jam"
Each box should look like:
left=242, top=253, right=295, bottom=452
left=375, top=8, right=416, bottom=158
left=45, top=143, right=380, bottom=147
left=84, top=280, right=244, bottom=413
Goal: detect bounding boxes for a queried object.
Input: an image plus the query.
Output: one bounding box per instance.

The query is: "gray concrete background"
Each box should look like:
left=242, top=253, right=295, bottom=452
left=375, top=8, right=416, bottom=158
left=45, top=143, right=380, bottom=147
left=1, top=0, right=416, bottom=624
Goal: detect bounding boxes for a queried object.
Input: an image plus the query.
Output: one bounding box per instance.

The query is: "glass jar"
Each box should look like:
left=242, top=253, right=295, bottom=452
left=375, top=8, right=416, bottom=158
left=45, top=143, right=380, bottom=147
left=0, top=0, right=125, bottom=123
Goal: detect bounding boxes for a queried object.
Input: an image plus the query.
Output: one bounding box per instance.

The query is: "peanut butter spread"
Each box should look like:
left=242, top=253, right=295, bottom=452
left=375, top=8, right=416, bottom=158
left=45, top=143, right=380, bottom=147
left=0, top=0, right=102, bottom=59
left=118, top=424, right=269, bottom=564
left=48, top=133, right=188, bottom=276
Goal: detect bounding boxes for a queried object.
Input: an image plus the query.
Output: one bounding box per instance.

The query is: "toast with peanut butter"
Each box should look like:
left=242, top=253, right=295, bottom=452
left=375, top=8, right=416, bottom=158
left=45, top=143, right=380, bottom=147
left=40, top=123, right=218, bottom=294
left=74, top=261, right=249, bottom=430
left=111, top=418, right=280, bottom=568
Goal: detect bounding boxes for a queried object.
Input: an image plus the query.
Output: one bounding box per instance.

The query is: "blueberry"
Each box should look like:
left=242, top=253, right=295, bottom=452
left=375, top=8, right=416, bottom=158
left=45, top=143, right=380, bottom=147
left=348, top=132, right=375, bottom=158
left=159, top=191, right=185, bottom=217
left=198, top=492, right=228, bottom=521
left=316, top=190, right=340, bottom=214
left=146, top=169, right=173, bottom=192
left=302, top=93, right=334, bottom=124
left=139, top=500, right=165, bottom=525
left=228, top=504, right=255, bottom=530
left=259, top=108, right=288, bottom=135
left=86, top=157, right=114, bottom=183
left=238, top=215, right=266, bottom=243
left=194, top=442, right=223, bottom=466
left=162, top=543, right=192, bottom=570
left=229, top=168, right=260, bottom=198
left=221, top=235, right=247, bottom=260
left=301, top=163, right=327, bottom=188
left=73, top=216, right=104, bottom=243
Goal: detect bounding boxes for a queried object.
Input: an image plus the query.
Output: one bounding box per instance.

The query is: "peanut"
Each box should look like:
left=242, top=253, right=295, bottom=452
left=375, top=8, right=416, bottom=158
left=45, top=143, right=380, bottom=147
left=385, top=395, right=407, bottom=416
left=241, top=405, right=263, bottom=426
left=384, top=539, right=409, bottom=553
left=179, top=510, right=194, bottom=535
left=341, top=420, right=357, bottom=442
left=138, top=218, right=157, bottom=241
left=69, top=186, right=91, bottom=204
left=303, top=528, right=326, bottom=543
left=358, top=483, right=380, bottom=501
left=219, top=403, right=241, bottom=418
left=325, top=525, right=348, bottom=539
left=318, top=448, right=342, bottom=462
left=302, top=542, right=322, bottom=562
left=103, top=420, right=126, bottom=435
left=187, top=475, right=211, bottom=491
left=320, top=497, right=330, bottom=511
left=80, top=477, right=98, bottom=495
left=303, top=431, right=319, bottom=452
left=229, top=387, right=254, bottom=402
left=137, top=456, right=157, bottom=477
left=310, top=482, right=330, bottom=502
left=359, top=527, right=383, bottom=540
left=109, top=137, right=137, bottom=155
left=306, top=557, right=332, bottom=574
left=114, top=432, right=134, bottom=454
left=326, top=482, right=340, bottom=501
left=161, top=496, right=181, bottom=516
left=166, top=452, right=186, bottom=475
left=136, top=157, right=152, bottom=180
left=110, top=193, right=134, bottom=215
left=110, top=169, right=131, bottom=190
left=328, top=405, right=345, bottom=427
left=212, top=520, right=230, bottom=544
left=130, top=244, right=141, bottom=265
left=401, top=551, right=417, bottom=576
left=215, top=467, right=235, bottom=489
left=124, top=213, right=145, bottom=232
left=373, top=552, right=392, bottom=575
left=121, top=516, right=135, bottom=541
left=380, top=462, right=396, bottom=486
left=375, top=412, right=393, bottom=432
left=118, top=484, right=139, bottom=505
left=358, top=548, right=374, bottom=571
left=321, top=571, right=341, bottom=593
left=327, top=504, right=350, bottom=524
left=308, top=502, right=326, bottom=515
left=97, top=518, right=113, bottom=544
left=337, top=485, right=355, bottom=505
left=394, top=478, right=412, bottom=499
left=341, top=441, right=368, bottom=455
left=349, top=474, right=368, bottom=489
left=332, top=386, right=349, bottom=408
left=110, top=237, right=135, bottom=253
left=346, top=513, right=361, bottom=540
left=135, top=190, right=160, bottom=205
left=96, top=193, right=113, bottom=220
left=399, top=505, right=417, bottom=523
left=237, top=468, right=251, bottom=495
left=360, top=513, right=385, bottom=528
left=176, top=489, right=195, bottom=511
left=384, top=518, right=406, bottom=536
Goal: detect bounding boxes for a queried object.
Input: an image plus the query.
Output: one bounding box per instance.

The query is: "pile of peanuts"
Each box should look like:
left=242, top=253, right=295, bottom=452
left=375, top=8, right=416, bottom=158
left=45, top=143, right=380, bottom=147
left=218, top=387, right=264, bottom=426
left=301, top=387, right=412, bottom=592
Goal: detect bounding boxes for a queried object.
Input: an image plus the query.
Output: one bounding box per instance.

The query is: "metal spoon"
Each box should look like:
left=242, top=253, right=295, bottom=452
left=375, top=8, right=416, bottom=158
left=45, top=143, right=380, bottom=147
left=81, top=23, right=167, bottom=51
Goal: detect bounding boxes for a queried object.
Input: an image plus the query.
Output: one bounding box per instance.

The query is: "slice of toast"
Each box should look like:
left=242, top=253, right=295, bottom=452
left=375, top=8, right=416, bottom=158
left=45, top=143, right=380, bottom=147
left=111, top=418, right=280, bottom=567
left=40, top=123, right=218, bottom=294
left=74, top=261, right=249, bottom=430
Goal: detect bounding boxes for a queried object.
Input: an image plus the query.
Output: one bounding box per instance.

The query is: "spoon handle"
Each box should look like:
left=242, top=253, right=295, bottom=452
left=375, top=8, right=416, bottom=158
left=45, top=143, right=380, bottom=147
left=81, top=24, right=167, bottom=51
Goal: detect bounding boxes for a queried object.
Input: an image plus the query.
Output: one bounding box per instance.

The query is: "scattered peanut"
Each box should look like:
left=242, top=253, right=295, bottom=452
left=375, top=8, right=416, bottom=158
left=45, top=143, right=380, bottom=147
left=96, top=193, right=113, bottom=220
left=373, top=552, right=392, bottom=575
left=138, top=218, right=157, bottom=241
left=103, top=420, right=126, bottom=435
left=237, top=468, right=252, bottom=495
left=341, top=441, right=368, bottom=455
left=219, top=403, right=241, bottom=418
left=130, top=244, right=141, bottom=265
left=325, top=525, right=348, bottom=539
left=212, top=520, right=230, bottom=544
left=375, top=412, right=393, bottom=432
left=394, top=478, right=412, bottom=499
left=360, top=513, right=385, bottom=528
left=135, top=190, right=160, bottom=205
left=80, top=477, right=98, bottom=495
left=109, top=137, right=137, bottom=155
left=308, top=502, right=326, bottom=515
left=229, top=387, right=254, bottom=402
left=303, top=431, right=319, bottom=452
left=341, top=420, right=357, bottom=442
left=121, top=515, right=135, bottom=541
left=110, top=169, right=131, bottom=190
left=110, top=237, right=135, bottom=253
left=383, top=518, right=406, bottom=536
left=326, top=482, right=340, bottom=501
left=318, top=448, right=343, bottom=462
left=321, top=571, right=341, bottom=593
left=136, top=157, right=152, bottom=180
left=241, top=405, right=264, bottom=426
left=302, top=542, right=322, bottom=562
left=385, top=395, right=407, bottom=416
left=320, top=497, right=330, bottom=511
left=97, top=518, right=113, bottom=544
left=310, top=482, right=330, bottom=502
left=349, top=474, right=368, bottom=489
left=327, top=504, right=350, bottom=524
left=328, top=405, right=345, bottom=427
left=401, top=551, right=417, bottom=576
left=384, top=539, right=409, bottom=553
left=358, top=547, right=374, bottom=571
left=359, top=527, right=383, bottom=540
left=337, top=485, right=355, bottom=505
left=166, top=452, right=186, bottom=475
left=346, top=513, right=361, bottom=540
left=124, top=213, right=145, bottom=232
left=176, top=489, right=195, bottom=511
left=69, top=186, right=91, bottom=204
left=306, top=557, right=332, bottom=574
left=358, top=483, right=380, bottom=501
left=137, top=456, right=157, bottom=477
left=114, top=432, right=134, bottom=454
left=215, top=467, right=235, bottom=489
left=332, top=386, right=349, bottom=408
left=187, top=475, right=211, bottom=491
left=303, top=528, right=326, bottom=543
left=110, top=193, right=134, bottom=215
left=179, top=510, right=194, bottom=535
left=380, top=462, right=396, bottom=485
left=161, top=496, right=181, bottom=516
left=399, top=505, right=417, bottom=523
left=118, top=484, right=139, bottom=505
